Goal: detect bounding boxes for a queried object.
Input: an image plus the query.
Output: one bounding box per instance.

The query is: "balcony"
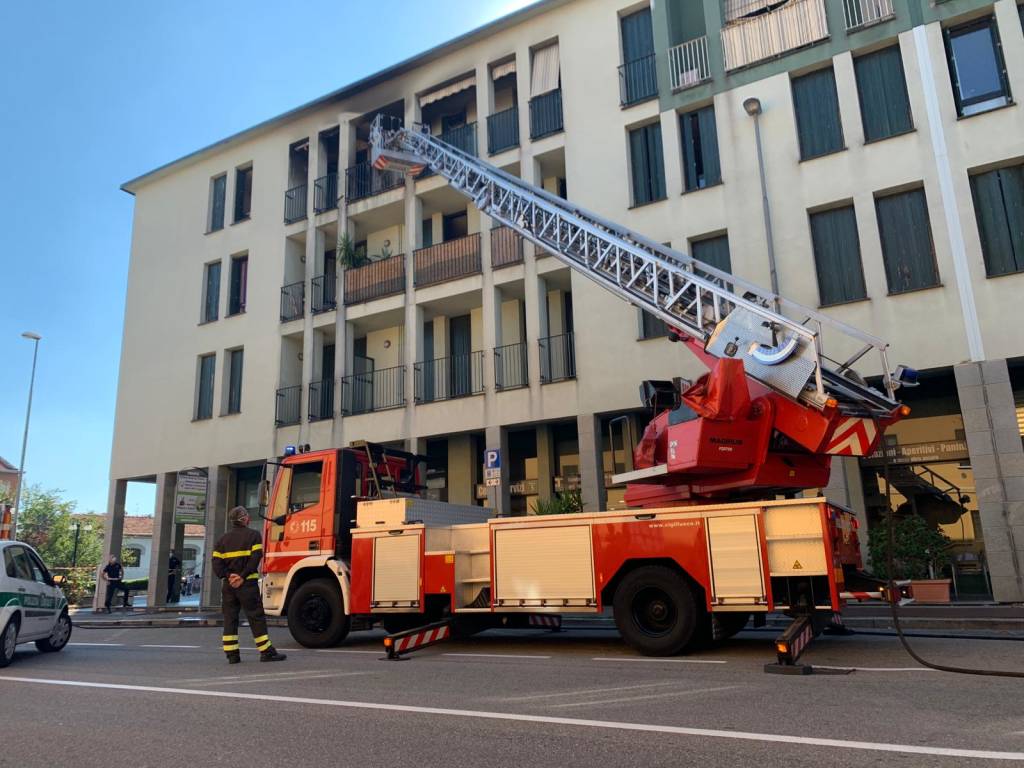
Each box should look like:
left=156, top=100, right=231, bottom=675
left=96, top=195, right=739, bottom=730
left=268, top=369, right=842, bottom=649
left=490, top=226, right=523, bottom=269
left=308, top=379, right=334, bottom=421
left=345, top=161, right=404, bottom=202
left=842, top=0, right=894, bottom=31
left=487, top=107, right=519, bottom=154
left=342, top=365, right=406, bottom=415
left=494, top=342, right=528, bottom=390
left=284, top=184, right=307, bottom=224
left=415, top=352, right=484, bottom=403
left=314, top=173, right=338, bottom=213
left=668, top=36, right=712, bottom=91
left=413, top=234, right=481, bottom=287
left=721, top=0, right=828, bottom=72
left=280, top=281, right=304, bottom=322
left=539, top=332, right=575, bottom=383
left=275, top=385, right=301, bottom=426
left=618, top=53, right=658, bottom=106
left=439, top=122, right=478, bottom=156
left=529, top=89, right=563, bottom=140
left=311, top=274, right=336, bottom=313
left=343, top=253, right=406, bottom=305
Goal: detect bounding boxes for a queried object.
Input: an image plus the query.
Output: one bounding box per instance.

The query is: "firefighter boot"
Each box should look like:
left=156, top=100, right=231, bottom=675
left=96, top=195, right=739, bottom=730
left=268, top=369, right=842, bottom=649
left=259, top=647, right=287, bottom=662
left=226, top=652, right=241, bottom=665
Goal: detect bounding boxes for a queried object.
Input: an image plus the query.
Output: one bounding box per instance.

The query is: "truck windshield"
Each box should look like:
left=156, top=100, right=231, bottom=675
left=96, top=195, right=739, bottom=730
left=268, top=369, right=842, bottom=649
left=290, top=462, right=323, bottom=511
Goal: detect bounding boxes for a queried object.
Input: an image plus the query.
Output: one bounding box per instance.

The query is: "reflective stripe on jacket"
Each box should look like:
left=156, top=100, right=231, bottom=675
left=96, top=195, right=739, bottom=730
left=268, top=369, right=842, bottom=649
left=211, top=526, right=263, bottom=581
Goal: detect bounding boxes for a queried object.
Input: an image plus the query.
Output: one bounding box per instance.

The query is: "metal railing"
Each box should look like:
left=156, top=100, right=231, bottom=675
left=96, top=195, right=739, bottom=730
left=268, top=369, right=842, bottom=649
left=419, top=123, right=478, bottom=178
left=284, top=184, right=307, bottom=223
left=341, top=365, right=406, bottom=415
left=721, top=0, right=829, bottom=71
left=668, top=36, right=712, bottom=91
left=618, top=53, right=658, bottom=106
left=490, top=225, right=523, bottom=268
left=842, top=0, right=894, bottom=30
left=345, top=161, right=404, bottom=202
left=487, top=107, right=519, bottom=154
left=343, top=253, right=406, bottom=305
left=311, top=274, right=336, bottom=313
left=539, top=332, right=575, bottom=383
left=275, top=385, right=301, bottom=426
left=413, top=234, right=481, bottom=287
left=314, top=173, right=338, bottom=212
left=415, top=352, right=484, bottom=403
left=529, top=89, right=563, bottom=139
left=494, top=342, right=528, bottom=390
left=308, top=379, right=334, bottom=421
left=280, top=281, right=305, bottom=322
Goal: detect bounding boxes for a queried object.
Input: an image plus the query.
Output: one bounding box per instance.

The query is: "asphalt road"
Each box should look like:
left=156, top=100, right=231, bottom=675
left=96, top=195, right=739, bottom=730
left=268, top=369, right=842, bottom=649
left=1, top=623, right=1023, bottom=767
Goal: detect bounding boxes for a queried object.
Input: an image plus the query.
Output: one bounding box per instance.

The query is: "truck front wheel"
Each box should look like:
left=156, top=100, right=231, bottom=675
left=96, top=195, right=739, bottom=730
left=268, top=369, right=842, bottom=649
left=287, top=578, right=350, bottom=648
left=613, top=565, right=697, bottom=656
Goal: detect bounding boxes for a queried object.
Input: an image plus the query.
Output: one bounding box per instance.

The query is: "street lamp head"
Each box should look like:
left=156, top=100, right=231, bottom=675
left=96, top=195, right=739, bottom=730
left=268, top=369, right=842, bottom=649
left=21, top=331, right=41, bottom=341
left=743, top=97, right=763, bottom=117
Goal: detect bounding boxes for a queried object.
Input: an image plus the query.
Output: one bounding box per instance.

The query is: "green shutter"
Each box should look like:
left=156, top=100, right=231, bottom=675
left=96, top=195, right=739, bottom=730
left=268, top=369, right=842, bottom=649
left=681, top=106, right=721, bottom=191
left=210, top=176, right=226, bottom=231
left=647, top=123, right=666, bottom=201
left=621, top=8, right=654, bottom=62
left=876, top=189, right=939, bottom=293
left=855, top=46, right=913, bottom=142
left=792, top=68, right=844, bottom=160
left=204, top=262, right=220, bottom=322
left=970, top=165, right=1024, bottom=277
left=692, top=234, right=731, bottom=273
left=630, top=124, right=665, bottom=205
left=197, top=355, right=215, bottom=420
left=809, top=206, right=867, bottom=305
left=228, top=349, right=244, bottom=414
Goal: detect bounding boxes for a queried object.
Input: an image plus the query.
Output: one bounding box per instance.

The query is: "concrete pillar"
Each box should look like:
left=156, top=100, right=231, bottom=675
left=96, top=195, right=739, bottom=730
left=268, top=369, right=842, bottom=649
left=822, top=456, right=870, bottom=566
left=535, top=424, right=555, bottom=502
left=955, top=360, right=1024, bottom=602
left=475, top=61, right=492, bottom=161
left=201, top=464, right=230, bottom=610
left=94, top=478, right=128, bottom=610
left=524, top=270, right=548, bottom=393
left=482, top=285, right=502, bottom=394
left=448, top=435, right=475, bottom=505
left=146, top=472, right=176, bottom=609
left=577, top=413, right=606, bottom=512
left=299, top=226, right=317, bottom=444
left=485, top=424, right=512, bottom=516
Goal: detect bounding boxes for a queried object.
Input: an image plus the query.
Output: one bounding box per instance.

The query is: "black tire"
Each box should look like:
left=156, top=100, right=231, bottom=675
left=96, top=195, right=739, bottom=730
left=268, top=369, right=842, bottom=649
left=613, top=565, right=698, bottom=656
left=0, top=617, right=18, bottom=668
left=286, top=578, right=350, bottom=648
left=36, top=610, right=72, bottom=653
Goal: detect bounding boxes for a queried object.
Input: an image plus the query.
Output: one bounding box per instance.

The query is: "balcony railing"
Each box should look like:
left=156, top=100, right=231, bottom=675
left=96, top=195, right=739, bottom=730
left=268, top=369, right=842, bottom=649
left=539, top=332, right=575, bottom=383
left=311, top=274, right=336, bottom=313
left=345, top=161, right=404, bottom=202
left=487, top=107, right=519, bottom=154
left=668, top=36, right=712, bottom=91
left=343, top=253, right=406, bottom=305
left=275, top=385, right=301, bottom=426
left=314, top=173, right=338, bottom=213
left=284, top=184, right=307, bottom=224
left=342, top=365, right=406, bottom=415
left=280, top=281, right=305, bottom=322
left=308, top=379, right=334, bottom=421
left=842, top=0, right=894, bottom=30
left=414, top=234, right=481, bottom=287
left=529, top=89, right=563, bottom=139
left=494, top=342, right=528, bottom=390
left=618, top=53, right=658, bottom=106
left=490, top=226, right=523, bottom=269
left=415, top=352, right=484, bottom=403
left=419, top=123, right=479, bottom=178
left=721, top=0, right=828, bottom=72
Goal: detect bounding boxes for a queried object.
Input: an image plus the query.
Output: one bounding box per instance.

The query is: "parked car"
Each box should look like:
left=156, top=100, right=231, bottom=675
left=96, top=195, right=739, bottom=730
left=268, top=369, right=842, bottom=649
left=0, top=540, right=72, bottom=667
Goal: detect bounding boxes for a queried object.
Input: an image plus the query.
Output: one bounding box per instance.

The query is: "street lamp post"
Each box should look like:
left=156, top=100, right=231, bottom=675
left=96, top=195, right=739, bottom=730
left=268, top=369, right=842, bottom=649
left=742, top=98, right=780, bottom=311
left=12, top=332, right=42, bottom=540
left=71, top=521, right=92, bottom=567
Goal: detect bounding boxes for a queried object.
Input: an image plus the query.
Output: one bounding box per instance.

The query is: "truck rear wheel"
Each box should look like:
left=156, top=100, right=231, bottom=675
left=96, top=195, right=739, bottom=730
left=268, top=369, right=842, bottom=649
left=287, top=578, right=350, bottom=648
left=613, top=565, right=697, bottom=656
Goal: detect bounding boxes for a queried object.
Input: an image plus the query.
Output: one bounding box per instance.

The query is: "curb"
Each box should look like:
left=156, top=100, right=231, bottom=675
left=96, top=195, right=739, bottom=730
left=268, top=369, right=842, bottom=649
left=73, top=617, right=289, bottom=629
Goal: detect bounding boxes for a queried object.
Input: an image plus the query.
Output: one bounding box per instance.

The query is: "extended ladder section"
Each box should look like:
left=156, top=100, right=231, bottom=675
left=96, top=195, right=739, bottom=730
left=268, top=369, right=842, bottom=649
left=370, top=116, right=899, bottom=419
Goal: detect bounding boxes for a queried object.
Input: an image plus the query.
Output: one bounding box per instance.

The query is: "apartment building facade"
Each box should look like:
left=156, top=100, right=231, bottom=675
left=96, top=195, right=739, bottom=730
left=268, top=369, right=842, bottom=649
left=109, top=0, right=1024, bottom=608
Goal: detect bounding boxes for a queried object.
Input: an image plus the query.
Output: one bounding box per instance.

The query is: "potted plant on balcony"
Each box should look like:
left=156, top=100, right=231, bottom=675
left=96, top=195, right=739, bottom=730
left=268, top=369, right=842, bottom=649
left=868, top=514, right=953, bottom=603
left=336, top=232, right=369, bottom=269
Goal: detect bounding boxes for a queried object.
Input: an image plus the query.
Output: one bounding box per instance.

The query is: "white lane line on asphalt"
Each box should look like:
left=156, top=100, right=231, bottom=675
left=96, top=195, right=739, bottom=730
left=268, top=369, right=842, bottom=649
left=68, top=643, right=125, bottom=647
left=592, top=657, right=726, bottom=665
left=1, top=675, right=1021, bottom=762
left=546, top=686, right=743, bottom=709
left=501, top=682, right=679, bottom=702
left=190, top=672, right=375, bottom=687
left=443, top=653, right=551, bottom=660
left=813, top=666, right=936, bottom=673
left=312, top=649, right=382, bottom=655
left=141, top=645, right=201, bottom=649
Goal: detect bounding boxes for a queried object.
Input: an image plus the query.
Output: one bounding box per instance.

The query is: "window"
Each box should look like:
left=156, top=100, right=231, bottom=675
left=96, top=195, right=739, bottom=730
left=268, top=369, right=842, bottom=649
left=422, top=218, right=433, bottom=248
left=227, top=348, right=244, bottom=415
left=640, top=311, right=669, bottom=339
left=122, top=548, right=142, bottom=568
left=209, top=174, right=226, bottom=232
left=680, top=106, right=721, bottom=191
left=183, top=547, right=199, bottom=564
left=792, top=68, right=844, bottom=160
left=944, top=17, right=1011, bottom=117
left=620, top=7, right=656, bottom=105
left=228, top=254, right=248, bottom=315
left=970, top=164, right=1024, bottom=277
left=628, top=122, right=666, bottom=206
left=691, top=234, right=731, bottom=273
left=196, top=354, right=216, bottom=420
left=4, top=546, right=33, bottom=581
left=809, top=206, right=867, bottom=305
left=234, top=165, right=253, bottom=222
left=202, top=262, right=220, bottom=323
left=443, top=211, right=468, bottom=240
left=875, top=188, right=939, bottom=294
left=289, top=462, right=323, bottom=511
left=854, top=46, right=913, bottom=142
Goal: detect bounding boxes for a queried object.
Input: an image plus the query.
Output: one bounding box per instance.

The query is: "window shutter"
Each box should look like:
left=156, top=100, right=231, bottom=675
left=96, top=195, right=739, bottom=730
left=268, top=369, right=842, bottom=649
left=530, top=43, right=560, bottom=96
left=197, top=355, right=215, bottom=420
left=621, top=8, right=654, bottom=62
left=697, top=106, right=721, bottom=188
left=876, top=189, right=939, bottom=293
left=692, top=235, right=731, bottom=273
left=205, top=262, right=220, bottom=322
left=970, top=166, right=1024, bottom=277
left=792, top=68, right=844, bottom=160
left=681, top=107, right=720, bottom=192
left=229, top=350, right=244, bottom=414
left=855, top=46, right=913, bottom=142
left=809, top=206, right=867, bottom=305
left=629, top=127, right=650, bottom=204
left=210, top=176, right=226, bottom=231
left=647, top=123, right=666, bottom=201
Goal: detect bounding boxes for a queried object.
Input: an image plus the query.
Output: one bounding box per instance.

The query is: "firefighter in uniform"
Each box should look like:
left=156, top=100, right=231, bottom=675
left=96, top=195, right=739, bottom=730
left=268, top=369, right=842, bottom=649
left=212, top=506, right=286, bottom=664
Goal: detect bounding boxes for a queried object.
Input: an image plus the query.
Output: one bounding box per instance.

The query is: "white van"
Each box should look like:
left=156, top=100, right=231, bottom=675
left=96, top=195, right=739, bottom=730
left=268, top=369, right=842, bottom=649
left=0, top=540, right=72, bottom=667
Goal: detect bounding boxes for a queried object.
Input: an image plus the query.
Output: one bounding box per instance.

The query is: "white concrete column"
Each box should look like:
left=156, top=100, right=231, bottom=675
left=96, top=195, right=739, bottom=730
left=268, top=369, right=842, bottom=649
left=94, top=478, right=128, bottom=610
left=577, top=413, right=606, bottom=512
left=200, top=465, right=230, bottom=609
left=482, top=285, right=502, bottom=394
left=146, top=472, right=176, bottom=609
left=535, top=424, right=555, bottom=502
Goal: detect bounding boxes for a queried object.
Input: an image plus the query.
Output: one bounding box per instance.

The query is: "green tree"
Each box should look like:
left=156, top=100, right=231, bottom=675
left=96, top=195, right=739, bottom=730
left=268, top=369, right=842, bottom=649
left=0, top=479, right=16, bottom=505
left=17, top=485, right=104, bottom=568
left=868, top=514, right=952, bottom=581
left=531, top=489, right=584, bottom=516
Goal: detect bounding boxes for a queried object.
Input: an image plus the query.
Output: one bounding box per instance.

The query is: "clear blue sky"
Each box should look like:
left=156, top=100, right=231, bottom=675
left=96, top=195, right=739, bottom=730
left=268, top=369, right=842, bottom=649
left=0, top=0, right=533, bottom=516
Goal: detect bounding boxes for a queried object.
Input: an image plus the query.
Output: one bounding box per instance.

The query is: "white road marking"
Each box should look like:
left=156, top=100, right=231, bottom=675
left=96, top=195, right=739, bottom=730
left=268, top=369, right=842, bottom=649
left=813, top=666, right=936, bottom=673
left=69, top=643, right=125, bottom=647
left=141, top=645, right=201, bottom=649
left=592, top=656, right=726, bottom=665
left=444, top=653, right=551, bottom=660
left=191, top=672, right=374, bottom=687
left=546, top=686, right=743, bottom=709
left=502, top=682, right=679, bottom=702
left=1, top=676, right=1021, bottom=762
left=313, top=649, right=382, bottom=655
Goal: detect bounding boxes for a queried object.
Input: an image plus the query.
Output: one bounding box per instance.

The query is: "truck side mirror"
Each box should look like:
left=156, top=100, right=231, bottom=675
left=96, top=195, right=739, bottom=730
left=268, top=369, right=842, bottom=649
left=258, top=480, right=271, bottom=507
